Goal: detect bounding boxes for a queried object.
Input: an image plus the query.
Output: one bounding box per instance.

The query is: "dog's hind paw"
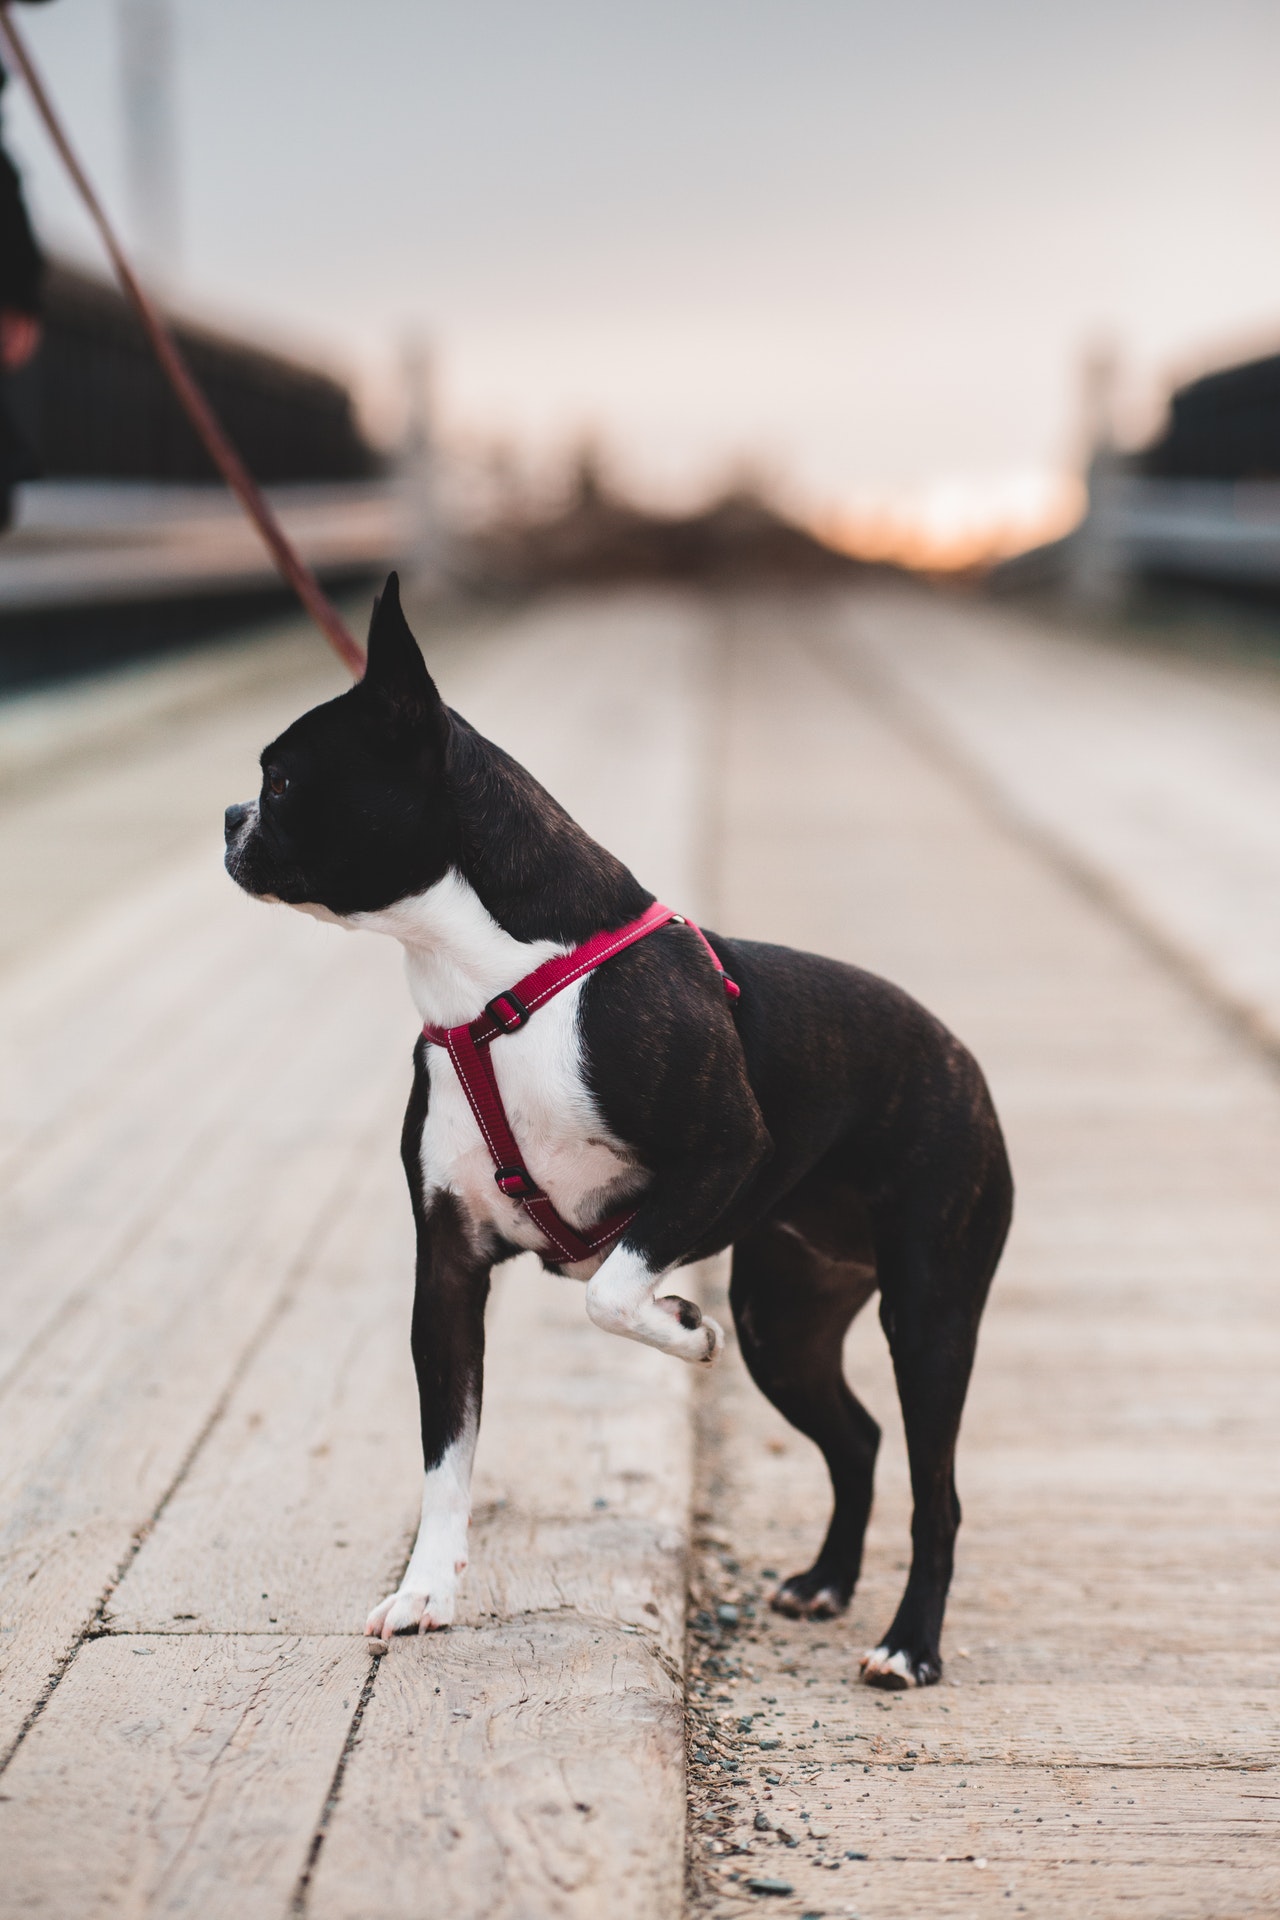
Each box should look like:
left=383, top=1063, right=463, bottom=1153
left=770, top=1571, right=850, bottom=1619
left=365, top=1587, right=454, bottom=1642
left=860, top=1644, right=940, bottom=1689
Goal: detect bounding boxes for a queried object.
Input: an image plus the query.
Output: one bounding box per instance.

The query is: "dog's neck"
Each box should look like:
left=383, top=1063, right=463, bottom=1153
left=447, top=718, right=650, bottom=944
left=343, top=719, right=652, bottom=1029
left=352, top=870, right=565, bottom=1029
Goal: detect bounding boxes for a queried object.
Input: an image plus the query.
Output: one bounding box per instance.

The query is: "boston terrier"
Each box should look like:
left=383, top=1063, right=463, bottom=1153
left=224, top=576, right=1012, bottom=1689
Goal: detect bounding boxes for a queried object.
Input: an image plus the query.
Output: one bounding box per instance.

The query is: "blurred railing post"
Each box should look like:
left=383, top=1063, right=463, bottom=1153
left=1068, top=447, right=1130, bottom=611
left=396, top=333, right=450, bottom=602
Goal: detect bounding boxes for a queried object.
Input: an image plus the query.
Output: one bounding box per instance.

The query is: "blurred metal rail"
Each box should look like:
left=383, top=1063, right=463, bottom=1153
left=0, top=479, right=404, bottom=611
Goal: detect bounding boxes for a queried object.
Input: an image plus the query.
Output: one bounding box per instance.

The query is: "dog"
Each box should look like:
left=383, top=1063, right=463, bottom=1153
left=224, top=574, right=1012, bottom=1689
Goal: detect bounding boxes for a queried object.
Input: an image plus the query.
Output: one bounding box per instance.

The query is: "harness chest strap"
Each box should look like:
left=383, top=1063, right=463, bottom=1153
left=421, top=902, right=740, bottom=1265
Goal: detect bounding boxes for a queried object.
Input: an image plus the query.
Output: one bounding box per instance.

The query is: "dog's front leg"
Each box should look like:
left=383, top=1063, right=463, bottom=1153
left=366, top=1195, right=491, bottom=1640
left=586, top=1121, right=769, bottom=1365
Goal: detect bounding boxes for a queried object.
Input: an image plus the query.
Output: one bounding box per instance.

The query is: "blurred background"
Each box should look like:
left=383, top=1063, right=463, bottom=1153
left=2, top=0, right=1280, bottom=662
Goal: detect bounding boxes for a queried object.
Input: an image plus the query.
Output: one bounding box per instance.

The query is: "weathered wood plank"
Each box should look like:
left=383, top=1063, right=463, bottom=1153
left=104, top=1141, right=418, bottom=1639
left=714, top=1763, right=1280, bottom=1877
left=0, top=596, right=711, bottom=1917
left=111, top=1253, right=692, bottom=1656
left=287, top=1245, right=695, bottom=1917
left=0, top=951, right=408, bottom=1749
left=840, top=588, right=1280, bottom=1047
left=0, top=884, right=407, bottom=1390
left=686, top=605, right=1280, bottom=1919
left=0, top=627, right=344, bottom=978
left=738, top=1686, right=1280, bottom=1770
left=0, top=1634, right=368, bottom=1919
left=307, top=1618, right=684, bottom=1920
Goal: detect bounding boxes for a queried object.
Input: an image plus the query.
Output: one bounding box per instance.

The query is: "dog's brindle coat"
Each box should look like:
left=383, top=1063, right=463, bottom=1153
left=225, top=577, right=1012, bottom=1688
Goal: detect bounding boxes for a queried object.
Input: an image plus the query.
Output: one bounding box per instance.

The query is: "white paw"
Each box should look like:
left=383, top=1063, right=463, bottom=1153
left=650, top=1295, right=725, bottom=1364
left=365, top=1586, right=455, bottom=1642
left=860, top=1644, right=918, bottom=1688
left=699, top=1313, right=726, bottom=1364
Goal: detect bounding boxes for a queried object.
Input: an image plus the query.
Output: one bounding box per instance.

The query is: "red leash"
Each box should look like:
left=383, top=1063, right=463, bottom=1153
left=0, top=5, right=366, bottom=676
left=422, top=903, right=740, bottom=1264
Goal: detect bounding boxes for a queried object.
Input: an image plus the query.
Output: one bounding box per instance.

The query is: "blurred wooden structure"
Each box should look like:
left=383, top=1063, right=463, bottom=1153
left=9, top=259, right=378, bottom=486
left=1001, top=343, right=1280, bottom=601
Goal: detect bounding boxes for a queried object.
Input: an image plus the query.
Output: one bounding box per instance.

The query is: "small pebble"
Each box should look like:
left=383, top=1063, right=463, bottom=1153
left=745, top=1877, right=794, bottom=1896
left=717, top=1604, right=740, bottom=1627
left=754, top=1812, right=772, bottom=1831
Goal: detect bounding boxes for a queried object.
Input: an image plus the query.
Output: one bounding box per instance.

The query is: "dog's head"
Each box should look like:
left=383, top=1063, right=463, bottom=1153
left=224, top=573, right=455, bottom=915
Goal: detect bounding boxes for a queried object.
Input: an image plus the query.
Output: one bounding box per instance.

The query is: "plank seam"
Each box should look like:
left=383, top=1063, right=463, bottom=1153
left=815, top=623, right=1280, bottom=1082
left=0, top=1127, right=383, bottom=1780
left=287, top=1649, right=382, bottom=1918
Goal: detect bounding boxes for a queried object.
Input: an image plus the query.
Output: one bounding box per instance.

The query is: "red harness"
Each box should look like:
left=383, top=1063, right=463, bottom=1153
left=421, top=901, right=740, bottom=1265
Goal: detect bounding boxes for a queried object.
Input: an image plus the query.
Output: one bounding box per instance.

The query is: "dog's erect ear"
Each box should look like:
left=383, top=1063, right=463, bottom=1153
left=362, top=572, right=447, bottom=741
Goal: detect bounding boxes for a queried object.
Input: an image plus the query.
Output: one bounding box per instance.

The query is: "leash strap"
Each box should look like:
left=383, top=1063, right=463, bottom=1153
left=423, top=903, right=739, bottom=1263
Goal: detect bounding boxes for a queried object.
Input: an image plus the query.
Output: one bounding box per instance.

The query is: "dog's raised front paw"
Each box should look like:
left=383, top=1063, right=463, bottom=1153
left=653, top=1295, right=725, bottom=1364
left=859, top=1643, right=940, bottom=1690
left=365, top=1586, right=455, bottom=1642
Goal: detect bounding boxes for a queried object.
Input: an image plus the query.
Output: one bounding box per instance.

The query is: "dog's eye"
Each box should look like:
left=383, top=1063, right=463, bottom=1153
left=265, top=768, right=288, bottom=797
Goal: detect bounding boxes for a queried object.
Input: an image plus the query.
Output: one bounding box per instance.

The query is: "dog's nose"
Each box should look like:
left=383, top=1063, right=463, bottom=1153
left=224, top=802, right=250, bottom=845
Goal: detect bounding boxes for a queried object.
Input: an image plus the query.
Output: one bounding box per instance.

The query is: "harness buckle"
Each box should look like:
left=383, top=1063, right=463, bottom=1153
left=494, top=1164, right=541, bottom=1200
left=485, top=989, right=530, bottom=1033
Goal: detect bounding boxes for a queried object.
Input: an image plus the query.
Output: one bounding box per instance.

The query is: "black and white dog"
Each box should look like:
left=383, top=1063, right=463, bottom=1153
left=224, top=576, right=1012, bottom=1689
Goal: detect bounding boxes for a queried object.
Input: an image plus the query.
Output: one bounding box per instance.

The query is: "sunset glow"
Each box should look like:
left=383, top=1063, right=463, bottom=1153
left=818, top=471, right=1087, bottom=574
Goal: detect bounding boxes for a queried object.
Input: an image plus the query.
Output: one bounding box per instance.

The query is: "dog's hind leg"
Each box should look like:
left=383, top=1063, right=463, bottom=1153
left=730, top=1216, right=881, bottom=1620
left=860, top=1160, right=1011, bottom=1688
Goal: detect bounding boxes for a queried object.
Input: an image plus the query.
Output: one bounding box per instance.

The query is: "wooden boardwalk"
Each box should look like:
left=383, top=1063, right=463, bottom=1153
left=687, top=593, right=1280, bottom=1919
left=0, top=587, right=1277, bottom=1918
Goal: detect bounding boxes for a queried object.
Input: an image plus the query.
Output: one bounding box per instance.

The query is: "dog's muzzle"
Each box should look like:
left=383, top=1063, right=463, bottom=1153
left=225, top=801, right=252, bottom=845
left=223, top=799, right=261, bottom=889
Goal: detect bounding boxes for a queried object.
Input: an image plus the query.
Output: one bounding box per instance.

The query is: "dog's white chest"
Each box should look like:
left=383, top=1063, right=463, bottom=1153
left=338, top=868, right=643, bottom=1258
left=419, top=980, right=639, bottom=1253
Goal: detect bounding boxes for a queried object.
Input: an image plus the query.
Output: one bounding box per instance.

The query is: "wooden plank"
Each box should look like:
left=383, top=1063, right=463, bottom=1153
left=111, top=1252, right=691, bottom=1658
left=1, top=596, right=710, bottom=1917
left=290, top=1265, right=694, bottom=1919
left=105, top=1143, right=419, bottom=1639
left=0, top=619, right=336, bottom=800
left=735, top=1687, right=1280, bottom=1770
left=0, top=945, right=407, bottom=1750
left=307, top=1618, right=684, bottom=1920
left=712, top=1763, right=1280, bottom=1876
left=0, top=1634, right=368, bottom=1919
left=0, top=638, right=344, bottom=980
left=685, top=606, right=1280, bottom=1919
left=840, top=587, right=1280, bottom=1047
left=0, top=864, right=264, bottom=1184
left=0, top=882, right=407, bottom=1389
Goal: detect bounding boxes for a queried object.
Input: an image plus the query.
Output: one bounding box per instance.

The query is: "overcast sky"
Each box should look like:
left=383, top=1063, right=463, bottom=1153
left=6, top=1, right=1280, bottom=545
